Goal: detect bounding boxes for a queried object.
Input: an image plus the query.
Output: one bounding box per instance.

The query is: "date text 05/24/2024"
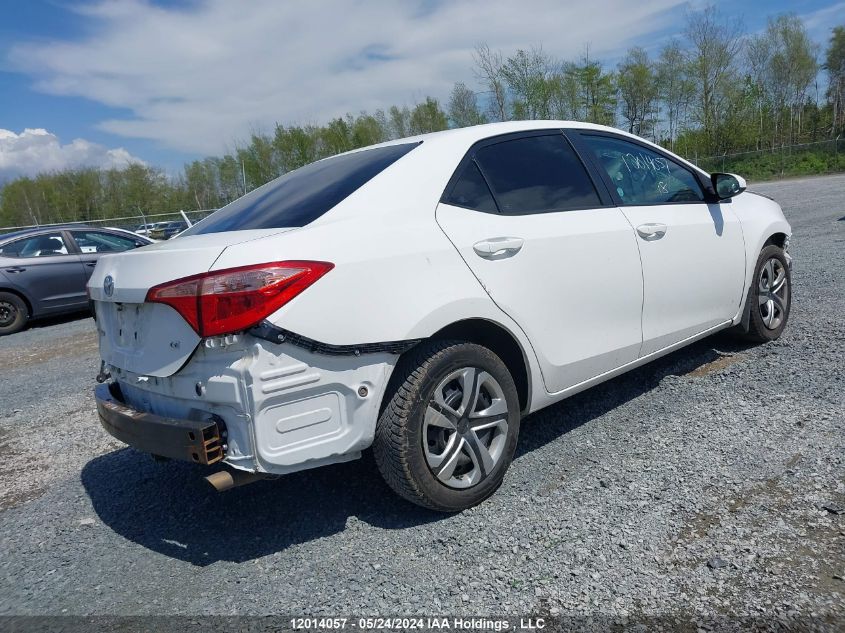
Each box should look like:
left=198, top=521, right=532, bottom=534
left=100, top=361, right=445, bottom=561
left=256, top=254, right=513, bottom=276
left=289, top=617, right=548, bottom=631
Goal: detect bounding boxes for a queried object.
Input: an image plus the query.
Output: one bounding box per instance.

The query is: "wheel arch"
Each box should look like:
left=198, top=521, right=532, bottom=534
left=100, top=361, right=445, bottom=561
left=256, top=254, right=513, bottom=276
left=390, top=318, right=532, bottom=415
left=736, top=236, right=791, bottom=333
left=763, top=232, right=789, bottom=249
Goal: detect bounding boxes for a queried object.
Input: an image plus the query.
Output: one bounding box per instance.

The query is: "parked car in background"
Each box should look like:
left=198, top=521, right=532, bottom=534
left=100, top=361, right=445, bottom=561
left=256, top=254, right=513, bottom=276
left=89, top=121, right=792, bottom=511
left=134, top=223, right=157, bottom=237
left=148, top=221, right=188, bottom=240
left=0, top=225, right=152, bottom=335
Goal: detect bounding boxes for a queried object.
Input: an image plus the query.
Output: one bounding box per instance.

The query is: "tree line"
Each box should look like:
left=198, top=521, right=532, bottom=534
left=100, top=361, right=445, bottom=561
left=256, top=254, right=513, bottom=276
left=2, top=7, right=843, bottom=228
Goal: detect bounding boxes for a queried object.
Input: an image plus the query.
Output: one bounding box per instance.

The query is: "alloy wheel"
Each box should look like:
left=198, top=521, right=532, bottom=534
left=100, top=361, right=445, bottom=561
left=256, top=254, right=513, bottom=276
left=758, top=257, right=789, bottom=330
left=423, top=367, right=510, bottom=489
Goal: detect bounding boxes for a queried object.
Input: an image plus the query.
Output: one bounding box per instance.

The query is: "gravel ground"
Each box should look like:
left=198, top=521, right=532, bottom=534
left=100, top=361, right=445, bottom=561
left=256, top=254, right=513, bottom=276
left=0, top=174, right=843, bottom=629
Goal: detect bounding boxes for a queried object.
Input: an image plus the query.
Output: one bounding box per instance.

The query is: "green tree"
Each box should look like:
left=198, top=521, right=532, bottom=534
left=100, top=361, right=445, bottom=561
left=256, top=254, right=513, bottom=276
left=351, top=113, right=388, bottom=147
left=388, top=105, right=411, bottom=138
left=825, top=25, right=845, bottom=133
left=617, top=47, right=659, bottom=138
left=409, top=97, right=448, bottom=134
left=447, top=82, right=487, bottom=127
left=500, top=47, right=555, bottom=119
left=751, top=14, right=820, bottom=145
left=657, top=39, right=695, bottom=150
left=684, top=6, right=745, bottom=154
left=575, top=54, right=617, bottom=125
left=274, top=124, right=319, bottom=172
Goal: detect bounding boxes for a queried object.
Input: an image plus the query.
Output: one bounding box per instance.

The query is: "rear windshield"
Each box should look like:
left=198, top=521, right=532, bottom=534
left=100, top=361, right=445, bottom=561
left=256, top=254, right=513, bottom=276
left=182, top=142, right=420, bottom=235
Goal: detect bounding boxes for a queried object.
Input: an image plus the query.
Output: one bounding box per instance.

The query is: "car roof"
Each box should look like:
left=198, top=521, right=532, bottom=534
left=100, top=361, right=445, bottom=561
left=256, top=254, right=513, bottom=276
left=338, top=119, right=707, bottom=176
left=0, top=224, right=142, bottom=244
left=0, top=225, right=90, bottom=242
left=303, top=119, right=710, bottom=228
left=350, top=120, right=616, bottom=152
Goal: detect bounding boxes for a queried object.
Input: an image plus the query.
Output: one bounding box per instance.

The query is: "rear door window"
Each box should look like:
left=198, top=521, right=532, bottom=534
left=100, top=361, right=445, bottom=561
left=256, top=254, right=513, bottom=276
left=444, top=161, right=498, bottom=212
left=183, top=142, right=420, bottom=234
left=474, top=134, right=600, bottom=214
left=0, top=233, right=70, bottom=258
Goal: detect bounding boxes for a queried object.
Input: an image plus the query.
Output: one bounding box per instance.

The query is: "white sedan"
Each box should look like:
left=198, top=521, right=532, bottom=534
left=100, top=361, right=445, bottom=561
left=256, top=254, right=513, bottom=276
left=88, top=121, right=792, bottom=511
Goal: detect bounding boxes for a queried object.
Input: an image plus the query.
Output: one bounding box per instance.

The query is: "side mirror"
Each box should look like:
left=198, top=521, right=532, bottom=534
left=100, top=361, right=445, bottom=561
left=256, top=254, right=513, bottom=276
left=711, top=173, right=746, bottom=200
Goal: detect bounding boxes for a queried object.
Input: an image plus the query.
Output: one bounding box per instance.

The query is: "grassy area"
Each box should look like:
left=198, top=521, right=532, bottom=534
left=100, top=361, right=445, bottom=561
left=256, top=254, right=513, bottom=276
left=696, top=142, right=845, bottom=182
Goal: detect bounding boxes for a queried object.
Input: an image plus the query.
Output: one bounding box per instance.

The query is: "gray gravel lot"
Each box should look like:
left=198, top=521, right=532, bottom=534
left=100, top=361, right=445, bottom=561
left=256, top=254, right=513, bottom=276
left=0, top=174, right=843, bottom=627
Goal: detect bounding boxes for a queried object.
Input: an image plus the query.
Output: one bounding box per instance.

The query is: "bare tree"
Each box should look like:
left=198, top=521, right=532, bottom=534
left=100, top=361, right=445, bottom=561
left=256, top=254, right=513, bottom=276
left=657, top=39, right=694, bottom=150
left=473, top=43, right=508, bottom=121
left=746, top=32, right=773, bottom=148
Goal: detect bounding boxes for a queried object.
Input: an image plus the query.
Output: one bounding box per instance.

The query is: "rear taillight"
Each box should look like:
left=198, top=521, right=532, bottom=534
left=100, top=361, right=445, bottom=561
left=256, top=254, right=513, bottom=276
left=146, top=261, right=333, bottom=337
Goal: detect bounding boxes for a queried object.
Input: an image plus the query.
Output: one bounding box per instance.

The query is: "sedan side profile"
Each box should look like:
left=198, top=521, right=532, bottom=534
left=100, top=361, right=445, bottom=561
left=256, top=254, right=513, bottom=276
left=0, top=226, right=152, bottom=335
left=89, top=121, right=792, bottom=511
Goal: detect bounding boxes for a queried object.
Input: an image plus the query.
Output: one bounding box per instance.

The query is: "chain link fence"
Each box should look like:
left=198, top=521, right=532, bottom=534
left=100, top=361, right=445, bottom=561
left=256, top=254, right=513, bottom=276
left=0, top=209, right=217, bottom=237
left=691, top=138, right=845, bottom=179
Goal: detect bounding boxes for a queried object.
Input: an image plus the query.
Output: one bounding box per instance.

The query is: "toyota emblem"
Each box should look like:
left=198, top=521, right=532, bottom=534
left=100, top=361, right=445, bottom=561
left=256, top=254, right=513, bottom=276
left=103, top=275, right=114, bottom=297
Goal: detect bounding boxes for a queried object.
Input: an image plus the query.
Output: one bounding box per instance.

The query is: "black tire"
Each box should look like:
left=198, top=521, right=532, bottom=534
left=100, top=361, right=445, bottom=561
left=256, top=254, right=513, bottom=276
left=0, top=291, right=28, bottom=336
left=739, top=244, right=792, bottom=343
left=374, top=340, right=521, bottom=512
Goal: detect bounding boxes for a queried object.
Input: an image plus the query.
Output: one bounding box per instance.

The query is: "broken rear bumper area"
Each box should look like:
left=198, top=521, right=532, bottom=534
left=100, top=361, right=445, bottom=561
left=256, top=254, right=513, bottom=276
left=95, top=383, right=224, bottom=465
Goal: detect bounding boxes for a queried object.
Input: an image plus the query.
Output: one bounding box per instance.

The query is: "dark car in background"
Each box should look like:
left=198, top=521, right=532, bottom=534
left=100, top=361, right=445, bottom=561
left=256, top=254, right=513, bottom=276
left=148, top=221, right=187, bottom=240
left=0, top=225, right=152, bottom=335
left=133, top=223, right=158, bottom=237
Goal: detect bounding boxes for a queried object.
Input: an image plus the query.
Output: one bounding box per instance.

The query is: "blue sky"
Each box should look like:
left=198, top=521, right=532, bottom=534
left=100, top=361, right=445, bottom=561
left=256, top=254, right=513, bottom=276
left=0, top=0, right=843, bottom=179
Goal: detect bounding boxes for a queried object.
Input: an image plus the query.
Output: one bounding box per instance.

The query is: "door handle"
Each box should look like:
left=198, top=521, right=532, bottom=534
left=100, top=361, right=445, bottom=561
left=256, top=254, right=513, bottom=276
left=85, top=261, right=97, bottom=267
left=473, top=237, right=524, bottom=259
left=4, top=267, right=26, bottom=273
left=636, top=223, right=668, bottom=241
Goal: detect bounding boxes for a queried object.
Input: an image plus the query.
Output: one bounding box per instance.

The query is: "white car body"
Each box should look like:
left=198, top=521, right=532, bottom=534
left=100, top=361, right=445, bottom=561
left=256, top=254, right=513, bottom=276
left=88, top=121, right=791, bottom=485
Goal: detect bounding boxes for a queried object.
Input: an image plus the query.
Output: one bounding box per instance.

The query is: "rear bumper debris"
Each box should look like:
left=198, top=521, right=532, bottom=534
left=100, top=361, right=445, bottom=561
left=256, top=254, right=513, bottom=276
left=95, top=382, right=224, bottom=465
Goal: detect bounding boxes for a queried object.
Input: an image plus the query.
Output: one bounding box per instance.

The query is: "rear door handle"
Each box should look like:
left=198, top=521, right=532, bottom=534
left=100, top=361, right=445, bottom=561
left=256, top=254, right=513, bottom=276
left=85, top=261, right=97, bottom=267
left=4, top=267, right=26, bottom=273
left=473, top=237, right=524, bottom=259
left=636, top=223, right=668, bottom=241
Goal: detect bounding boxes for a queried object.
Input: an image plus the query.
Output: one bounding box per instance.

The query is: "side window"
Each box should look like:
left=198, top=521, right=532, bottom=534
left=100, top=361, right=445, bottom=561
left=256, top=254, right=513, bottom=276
left=474, top=134, right=600, bottom=214
left=580, top=134, right=705, bottom=205
left=0, top=233, right=69, bottom=258
left=72, top=231, right=138, bottom=253
left=445, top=161, right=498, bottom=212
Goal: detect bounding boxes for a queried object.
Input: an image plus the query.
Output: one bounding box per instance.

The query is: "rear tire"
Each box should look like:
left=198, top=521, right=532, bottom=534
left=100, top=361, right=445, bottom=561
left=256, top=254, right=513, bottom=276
left=0, top=292, right=28, bottom=336
left=740, top=245, right=791, bottom=343
left=374, top=340, right=520, bottom=512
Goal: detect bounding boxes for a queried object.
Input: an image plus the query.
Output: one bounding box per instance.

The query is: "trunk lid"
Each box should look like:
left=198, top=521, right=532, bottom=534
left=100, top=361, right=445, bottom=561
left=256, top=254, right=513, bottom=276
left=89, top=229, right=295, bottom=377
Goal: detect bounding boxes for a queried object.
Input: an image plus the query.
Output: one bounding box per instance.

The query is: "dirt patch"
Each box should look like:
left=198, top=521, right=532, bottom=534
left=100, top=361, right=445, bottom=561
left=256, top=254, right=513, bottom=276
left=4, top=330, right=98, bottom=370
left=685, top=353, right=745, bottom=377
left=673, top=453, right=802, bottom=551
left=0, top=427, right=49, bottom=511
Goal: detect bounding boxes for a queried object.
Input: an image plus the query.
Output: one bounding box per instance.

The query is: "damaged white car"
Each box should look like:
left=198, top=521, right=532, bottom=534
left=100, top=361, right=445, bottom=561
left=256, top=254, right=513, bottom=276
left=89, top=121, right=792, bottom=511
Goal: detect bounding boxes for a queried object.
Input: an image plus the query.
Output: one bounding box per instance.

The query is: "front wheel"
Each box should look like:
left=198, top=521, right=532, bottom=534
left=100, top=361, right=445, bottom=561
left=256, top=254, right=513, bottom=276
left=741, top=244, right=792, bottom=343
left=0, top=292, right=28, bottom=336
left=374, top=341, right=520, bottom=512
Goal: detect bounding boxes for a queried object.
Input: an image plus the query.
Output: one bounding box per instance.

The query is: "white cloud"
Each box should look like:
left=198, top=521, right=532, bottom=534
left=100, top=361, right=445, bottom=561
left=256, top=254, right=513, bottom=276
left=799, top=2, right=845, bottom=46
left=9, top=0, right=685, bottom=155
left=0, top=128, right=143, bottom=181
